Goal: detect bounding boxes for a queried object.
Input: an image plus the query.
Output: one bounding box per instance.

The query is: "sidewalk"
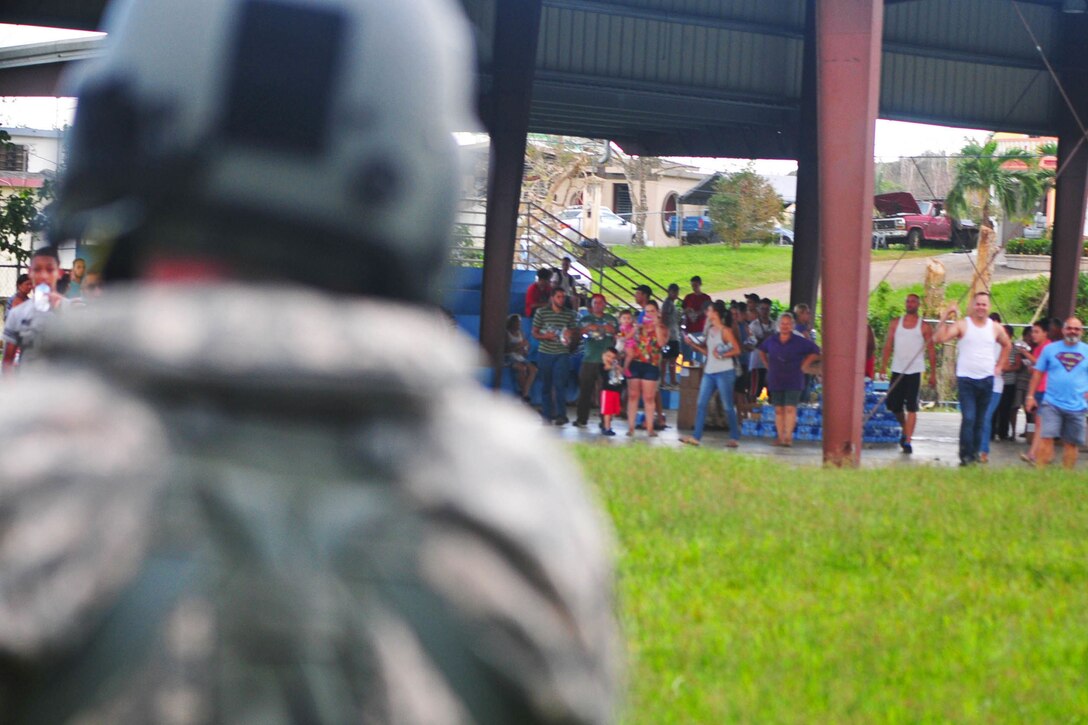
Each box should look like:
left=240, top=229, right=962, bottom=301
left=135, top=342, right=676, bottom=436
left=550, top=407, right=1085, bottom=470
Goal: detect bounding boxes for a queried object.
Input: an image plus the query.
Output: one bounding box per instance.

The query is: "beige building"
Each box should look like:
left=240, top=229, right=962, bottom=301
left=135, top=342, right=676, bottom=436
left=554, top=157, right=704, bottom=247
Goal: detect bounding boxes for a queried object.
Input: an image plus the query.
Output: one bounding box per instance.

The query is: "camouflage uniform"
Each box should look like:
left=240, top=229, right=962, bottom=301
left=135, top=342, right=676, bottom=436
left=0, top=285, right=620, bottom=724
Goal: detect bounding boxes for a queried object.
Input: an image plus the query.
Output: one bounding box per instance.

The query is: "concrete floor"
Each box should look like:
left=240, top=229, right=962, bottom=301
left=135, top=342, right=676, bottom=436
left=548, top=407, right=1088, bottom=470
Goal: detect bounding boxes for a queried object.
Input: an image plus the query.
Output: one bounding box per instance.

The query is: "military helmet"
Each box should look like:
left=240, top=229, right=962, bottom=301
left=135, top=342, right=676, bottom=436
left=54, top=0, right=477, bottom=300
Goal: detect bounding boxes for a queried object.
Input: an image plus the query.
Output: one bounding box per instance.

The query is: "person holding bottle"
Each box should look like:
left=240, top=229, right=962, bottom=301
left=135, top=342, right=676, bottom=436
left=682, top=300, right=743, bottom=448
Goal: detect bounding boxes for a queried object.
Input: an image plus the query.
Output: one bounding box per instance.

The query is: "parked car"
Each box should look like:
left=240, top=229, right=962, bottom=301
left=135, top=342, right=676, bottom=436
left=771, top=225, right=793, bottom=245
left=667, top=209, right=718, bottom=243
left=558, top=206, right=635, bottom=246
left=668, top=212, right=792, bottom=245
left=872, top=192, right=978, bottom=250
left=1023, top=211, right=1048, bottom=239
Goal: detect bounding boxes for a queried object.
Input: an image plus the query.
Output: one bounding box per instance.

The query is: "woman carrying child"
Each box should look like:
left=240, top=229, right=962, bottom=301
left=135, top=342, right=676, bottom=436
left=682, top=300, right=742, bottom=448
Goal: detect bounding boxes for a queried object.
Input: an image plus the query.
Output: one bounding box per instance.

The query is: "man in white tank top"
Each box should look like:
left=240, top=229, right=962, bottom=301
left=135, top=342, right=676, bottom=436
left=878, top=293, right=937, bottom=454
left=934, top=292, right=1013, bottom=465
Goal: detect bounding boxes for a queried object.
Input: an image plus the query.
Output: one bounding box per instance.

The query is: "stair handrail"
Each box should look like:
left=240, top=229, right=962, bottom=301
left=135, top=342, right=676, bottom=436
left=448, top=198, right=676, bottom=313
left=521, top=202, right=672, bottom=306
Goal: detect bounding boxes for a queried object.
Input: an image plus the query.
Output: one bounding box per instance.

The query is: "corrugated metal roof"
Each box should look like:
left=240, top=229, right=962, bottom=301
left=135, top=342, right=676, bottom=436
left=881, top=0, right=1059, bottom=133
left=1, top=0, right=1080, bottom=158
left=516, top=0, right=807, bottom=156
left=466, top=0, right=1078, bottom=157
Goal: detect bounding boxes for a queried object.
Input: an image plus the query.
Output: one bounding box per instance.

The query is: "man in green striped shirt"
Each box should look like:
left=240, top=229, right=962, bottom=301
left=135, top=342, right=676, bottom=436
left=532, top=287, right=577, bottom=424
left=574, top=294, right=618, bottom=428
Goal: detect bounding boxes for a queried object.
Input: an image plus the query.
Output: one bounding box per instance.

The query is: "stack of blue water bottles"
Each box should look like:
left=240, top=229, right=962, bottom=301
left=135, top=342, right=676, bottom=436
left=862, top=379, right=902, bottom=443
left=739, top=380, right=902, bottom=443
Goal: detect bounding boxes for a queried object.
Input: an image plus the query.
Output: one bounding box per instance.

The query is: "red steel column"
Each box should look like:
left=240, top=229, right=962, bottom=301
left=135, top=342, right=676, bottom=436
left=817, top=0, right=884, bottom=466
left=1048, top=14, right=1088, bottom=321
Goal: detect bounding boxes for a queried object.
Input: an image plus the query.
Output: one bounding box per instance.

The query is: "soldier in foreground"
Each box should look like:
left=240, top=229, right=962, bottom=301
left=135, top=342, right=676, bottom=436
left=0, top=0, right=620, bottom=722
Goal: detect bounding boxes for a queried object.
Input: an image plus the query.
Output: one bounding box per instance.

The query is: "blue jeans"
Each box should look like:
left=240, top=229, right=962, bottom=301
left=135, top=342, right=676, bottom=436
left=957, top=376, right=993, bottom=463
left=979, top=385, right=1003, bottom=455
left=693, top=369, right=740, bottom=441
left=538, top=352, right=570, bottom=420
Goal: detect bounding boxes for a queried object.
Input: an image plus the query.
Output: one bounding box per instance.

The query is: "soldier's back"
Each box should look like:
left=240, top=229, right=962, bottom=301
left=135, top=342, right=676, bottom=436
left=0, top=284, right=619, bottom=724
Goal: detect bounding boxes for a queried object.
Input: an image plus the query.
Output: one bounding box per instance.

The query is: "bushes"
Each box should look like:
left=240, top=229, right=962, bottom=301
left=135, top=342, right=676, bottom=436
left=1011, top=272, right=1088, bottom=323
left=1005, top=236, right=1088, bottom=256
left=1005, top=237, right=1051, bottom=255
left=866, top=281, right=902, bottom=347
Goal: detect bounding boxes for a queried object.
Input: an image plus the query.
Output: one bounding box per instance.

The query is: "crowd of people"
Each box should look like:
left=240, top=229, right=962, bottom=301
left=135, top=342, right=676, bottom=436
left=1, top=249, right=100, bottom=372
left=514, top=269, right=832, bottom=448
left=513, top=274, right=1088, bottom=465
left=13, top=248, right=1083, bottom=467
left=930, top=292, right=1088, bottom=469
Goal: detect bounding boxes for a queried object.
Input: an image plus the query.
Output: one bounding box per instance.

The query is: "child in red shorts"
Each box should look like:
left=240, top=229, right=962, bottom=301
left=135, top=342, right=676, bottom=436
left=599, top=348, right=625, bottom=436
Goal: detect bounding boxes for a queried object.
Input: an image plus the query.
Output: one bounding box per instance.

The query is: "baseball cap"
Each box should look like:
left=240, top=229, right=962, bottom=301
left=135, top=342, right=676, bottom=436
left=633, top=284, right=653, bottom=296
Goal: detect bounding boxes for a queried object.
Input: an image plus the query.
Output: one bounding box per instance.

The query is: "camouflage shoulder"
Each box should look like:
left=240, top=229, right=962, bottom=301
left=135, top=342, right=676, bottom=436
left=0, top=365, right=170, bottom=661
left=398, top=382, right=622, bottom=723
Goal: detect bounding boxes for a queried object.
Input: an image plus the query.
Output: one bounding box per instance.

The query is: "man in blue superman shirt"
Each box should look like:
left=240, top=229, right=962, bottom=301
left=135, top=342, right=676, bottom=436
left=1026, top=317, right=1088, bottom=469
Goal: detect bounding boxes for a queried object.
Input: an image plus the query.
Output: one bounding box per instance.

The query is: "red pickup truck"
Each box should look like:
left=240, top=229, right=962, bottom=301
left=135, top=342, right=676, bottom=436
left=872, top=192, right=978, bottom=250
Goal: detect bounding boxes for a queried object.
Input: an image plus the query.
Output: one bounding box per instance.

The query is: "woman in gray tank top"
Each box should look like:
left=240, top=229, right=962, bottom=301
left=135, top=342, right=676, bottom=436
left=682, top=300, right=742, bottom=447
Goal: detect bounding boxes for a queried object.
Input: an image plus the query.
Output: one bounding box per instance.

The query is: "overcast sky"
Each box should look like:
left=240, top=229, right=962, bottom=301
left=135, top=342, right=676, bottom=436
left=1, top=22, right=994, bottom=173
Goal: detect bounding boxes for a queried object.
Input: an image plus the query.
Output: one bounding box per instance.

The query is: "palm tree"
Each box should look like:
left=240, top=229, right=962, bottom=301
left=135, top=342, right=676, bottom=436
left=946, top=138, right=1045, bottom=298
left=1034, top=141, right=1058, bottom=227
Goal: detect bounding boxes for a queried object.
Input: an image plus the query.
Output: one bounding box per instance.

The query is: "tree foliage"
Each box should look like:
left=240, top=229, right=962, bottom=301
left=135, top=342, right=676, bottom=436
left=521, top=135, right=598, bottom=214
left=1034, top=140, right=1058, bottom=204
left=946, top=138, right=1047, bottom=297
left=946, top=139, right=1044, bottom=230
left=706, top=168, right=784, bottom=249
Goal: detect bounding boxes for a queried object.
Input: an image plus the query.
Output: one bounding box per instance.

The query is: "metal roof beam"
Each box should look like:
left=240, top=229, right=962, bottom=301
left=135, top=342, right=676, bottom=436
left=883, top=42, right=1043, bottom=71
left=544, top=0, right=804, bottom=39
left=530, top=72, right=796, bottom=121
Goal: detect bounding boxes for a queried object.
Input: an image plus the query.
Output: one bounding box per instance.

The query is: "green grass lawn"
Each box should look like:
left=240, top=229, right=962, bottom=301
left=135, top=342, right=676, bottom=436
left=575, top=446, right=1088, bottom=723
left=613, top=244, right=936, bottom=293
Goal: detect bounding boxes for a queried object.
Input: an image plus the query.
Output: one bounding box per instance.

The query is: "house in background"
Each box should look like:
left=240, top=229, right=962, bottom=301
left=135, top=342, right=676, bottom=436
left=459, top=137, right=799, bottom=248
left=1, top=126, right=64, bottom=174
left=0, top=126, right=66, bottom=271
left=566, top=156, right=706, bottom=248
